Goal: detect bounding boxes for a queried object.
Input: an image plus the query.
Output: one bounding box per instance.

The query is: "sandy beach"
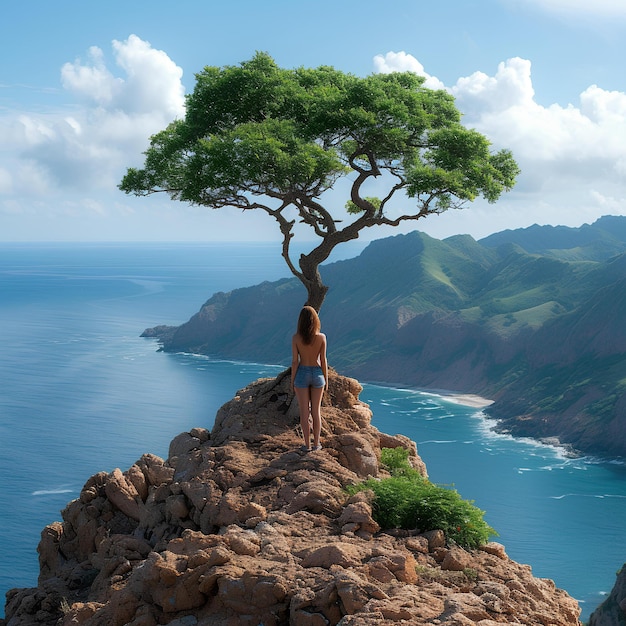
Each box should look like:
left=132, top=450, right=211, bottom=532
left=439, top=393, right=494, bottom=409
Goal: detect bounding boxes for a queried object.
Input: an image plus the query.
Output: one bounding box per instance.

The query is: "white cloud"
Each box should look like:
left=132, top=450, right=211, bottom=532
left=453, top=59, right=626, bottom=179
left=61, top=45, right=122, bottom=105
left=3, top=36, right=626, bottom=242
left=61, top=35, right=184, bottom=117
left=580, top=84, right=626, bottom=123
left=373, top=51, right=446, bottom=90
left=111, top=34, right=185, bottom=118
left=590, top=189, right=625, bottom=212
left=1, top=35, right=186, bottom=200
left=14, top=160, right=56, bottom=196
left=452, top=57, right=535, bottom=113
left=373, top=51, right=626, bottom=237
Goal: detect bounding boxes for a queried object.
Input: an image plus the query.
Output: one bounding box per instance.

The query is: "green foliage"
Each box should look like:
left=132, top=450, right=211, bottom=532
left=345, top=196, right=381, bottom=215
left=120, top=52, right=519, bottom=310
left=380, top=446, right=415, bottom=474
left=121, top=52, right=518, bottom=209
left=347, top=448, right=497, bottom=549
left=463, top=567, right=479, bottom=581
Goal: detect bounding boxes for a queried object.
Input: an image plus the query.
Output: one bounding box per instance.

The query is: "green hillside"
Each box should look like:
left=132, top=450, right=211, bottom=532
left=145, top=216, right=626, bottom=458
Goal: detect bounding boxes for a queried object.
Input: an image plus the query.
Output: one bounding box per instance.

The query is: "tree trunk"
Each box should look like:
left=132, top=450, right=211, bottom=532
left=305, top=280, right=328, bottom=312
left=299, top=252, right=329, bottom=312
left=297, top=229, right=364, bottom=312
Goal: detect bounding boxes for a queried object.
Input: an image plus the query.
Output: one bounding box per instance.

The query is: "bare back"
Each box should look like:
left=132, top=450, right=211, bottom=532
left=292, top=332, right=326, bottom=366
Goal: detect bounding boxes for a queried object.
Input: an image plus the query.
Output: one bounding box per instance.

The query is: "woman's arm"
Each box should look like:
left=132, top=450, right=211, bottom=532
left=319, top=334, right=328, bottom=390
left=291, top=335, right=299, bottom=390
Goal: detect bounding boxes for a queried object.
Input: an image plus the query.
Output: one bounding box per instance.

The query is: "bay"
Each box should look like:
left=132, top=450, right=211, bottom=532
left=0, top=241, right=623, bottom=621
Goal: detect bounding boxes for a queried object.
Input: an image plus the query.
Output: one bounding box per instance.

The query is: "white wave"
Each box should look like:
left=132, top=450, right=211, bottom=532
left=176, top=351, right=284, bottom=370
left=473, top=416, right=575, bottom=460
left=550, top=493, right=626, bottom=500
left=419, top=439, right=458, bottom=445
left=32, top=488, right=74, bottom=496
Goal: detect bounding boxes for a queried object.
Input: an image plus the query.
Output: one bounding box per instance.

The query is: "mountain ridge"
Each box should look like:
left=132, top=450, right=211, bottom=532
left=144, top=215, right=626, bottom=459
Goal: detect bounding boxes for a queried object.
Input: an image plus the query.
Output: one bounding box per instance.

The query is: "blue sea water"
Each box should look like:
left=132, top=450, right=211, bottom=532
left=0, top=242, right=624, bottom=621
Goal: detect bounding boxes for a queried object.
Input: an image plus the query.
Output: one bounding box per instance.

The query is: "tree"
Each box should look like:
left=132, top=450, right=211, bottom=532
left=120, top=53, right=520, bottom=311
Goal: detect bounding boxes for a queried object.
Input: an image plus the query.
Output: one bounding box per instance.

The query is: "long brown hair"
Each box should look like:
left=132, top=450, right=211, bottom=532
left=297, top=306, right=321, bottom=345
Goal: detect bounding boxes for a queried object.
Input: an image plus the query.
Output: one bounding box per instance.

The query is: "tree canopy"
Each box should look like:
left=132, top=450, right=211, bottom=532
left=120, top=52, right=520, bottom=310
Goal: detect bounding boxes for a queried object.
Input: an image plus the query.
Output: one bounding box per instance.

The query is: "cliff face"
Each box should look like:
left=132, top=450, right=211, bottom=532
left=589, top=564, right=626, bottom=626
left=3, top=371, right=581, bottom=626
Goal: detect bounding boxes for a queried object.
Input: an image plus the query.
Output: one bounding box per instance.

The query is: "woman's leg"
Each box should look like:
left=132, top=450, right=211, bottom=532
left=310, top=386, right=324, bottom=448
left=295, top=386, right=312, bottom=448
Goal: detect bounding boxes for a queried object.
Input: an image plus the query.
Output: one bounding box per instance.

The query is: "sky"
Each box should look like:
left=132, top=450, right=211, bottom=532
left=2, top=0, right=626, bottom=243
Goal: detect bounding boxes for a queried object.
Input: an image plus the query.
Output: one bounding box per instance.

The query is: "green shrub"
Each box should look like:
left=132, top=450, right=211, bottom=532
left=380, top=446, right=417, bottom=476
left=347, top=448, right=498, bottom=549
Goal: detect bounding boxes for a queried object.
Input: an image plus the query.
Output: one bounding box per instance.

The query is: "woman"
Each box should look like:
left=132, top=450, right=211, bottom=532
left=291, top=306, right=328, bottom=451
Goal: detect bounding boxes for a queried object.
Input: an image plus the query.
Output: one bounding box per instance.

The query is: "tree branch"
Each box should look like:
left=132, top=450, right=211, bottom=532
left=265, top=198, right=302, bottom=282
left=378, top=174, right=407, bottom=217
left=294, top=194, right=338, bottom=238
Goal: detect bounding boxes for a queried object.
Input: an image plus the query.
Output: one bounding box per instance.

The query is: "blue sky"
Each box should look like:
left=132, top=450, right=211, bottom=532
left=2, top=0, right=626, bottom=242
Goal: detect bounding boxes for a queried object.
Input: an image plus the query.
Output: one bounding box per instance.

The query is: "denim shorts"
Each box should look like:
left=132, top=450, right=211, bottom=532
left=294, top=365, right=325, bottom=389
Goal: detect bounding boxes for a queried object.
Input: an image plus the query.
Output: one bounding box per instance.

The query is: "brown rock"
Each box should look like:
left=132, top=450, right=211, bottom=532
left=165, top=494, right=190, bottom=523
left=301, top=543, right=362, bottom=569
left=125, top=463, right=149, bottom=501
left=480, top=541, right=507, bottom=559
left=38, top=522, right=64, bottom=581
left=59, top=601, right=104, bottom=625
left=422, top=528, right=446, bottom=551
left=441, top=546, right=472, bottom=572
left=334, top=569, right=388, bottom=614
left=4, top=370, right=582, bottom=626
left=405, top=535, right=429, bottom=554
left=104, top=468, right=142, bottom=521
left=137, top=453, right=175, bottom=486
left=337, top=501, right=380, bottom=537
left=168, top=432, right=203, bottom=459
left=335, top=432, right=379, bottom=478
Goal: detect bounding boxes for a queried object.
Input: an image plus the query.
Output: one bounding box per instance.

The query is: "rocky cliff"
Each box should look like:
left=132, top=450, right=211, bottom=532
left=3, top=371, right=582, bottom=626
left=589, top=564, right=626, bottom=626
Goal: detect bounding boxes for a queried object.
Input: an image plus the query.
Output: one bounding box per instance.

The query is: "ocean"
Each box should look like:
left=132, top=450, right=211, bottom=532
left=0, top=241, right=624, bottom=621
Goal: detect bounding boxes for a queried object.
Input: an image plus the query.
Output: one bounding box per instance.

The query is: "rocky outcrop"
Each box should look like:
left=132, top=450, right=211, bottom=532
left=3, top=371, right=581, bottom=625
left=589, top=564, right=626, bottom=626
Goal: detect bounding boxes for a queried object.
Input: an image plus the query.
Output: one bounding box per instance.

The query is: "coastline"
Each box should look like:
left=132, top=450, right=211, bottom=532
left=361, top=380, right=494, bottom=410
left=439, top=393, right=494, bottom=409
